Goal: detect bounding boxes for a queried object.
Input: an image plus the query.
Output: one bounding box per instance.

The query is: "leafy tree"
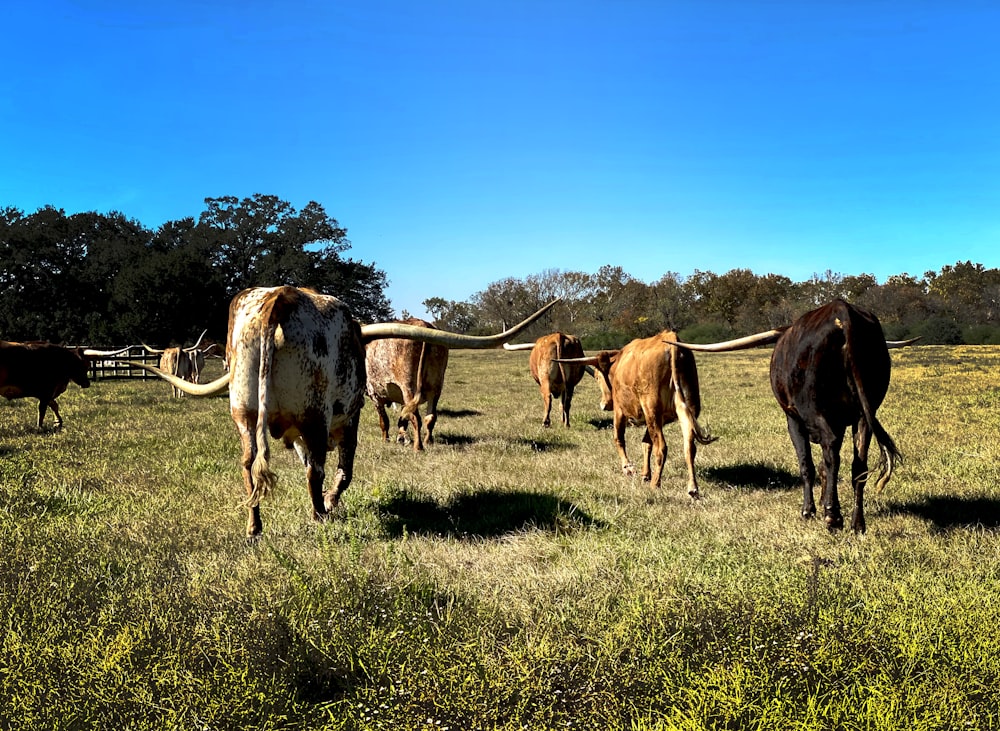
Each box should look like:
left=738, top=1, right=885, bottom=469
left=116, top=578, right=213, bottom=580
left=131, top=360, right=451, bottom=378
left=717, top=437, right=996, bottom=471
left=198, top=194, right=391, bottom=321
left=423, top=297, right=478, bottom=332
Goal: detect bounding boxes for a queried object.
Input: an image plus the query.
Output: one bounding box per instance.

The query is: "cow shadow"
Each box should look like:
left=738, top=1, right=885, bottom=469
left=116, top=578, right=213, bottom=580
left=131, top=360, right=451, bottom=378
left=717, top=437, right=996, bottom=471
left=880, top=495, right=1000, bottom=532
left=587, top=416, right=613, bottom=430
left=378, top=489, right=606, bottom=539
left=512, top=436, right=575, bottom=453
left=438, top=408, right=481, bottom=418
left=702, top=462, right=800, bottom=492
left=433, top=432, right=477, bottom=448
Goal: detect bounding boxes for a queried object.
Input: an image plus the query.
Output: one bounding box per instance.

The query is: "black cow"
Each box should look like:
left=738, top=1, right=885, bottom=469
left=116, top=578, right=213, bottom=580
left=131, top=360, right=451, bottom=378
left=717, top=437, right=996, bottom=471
left=0, top=341, right=92, bottom=429
left=670, top=300, right=914, bottom=533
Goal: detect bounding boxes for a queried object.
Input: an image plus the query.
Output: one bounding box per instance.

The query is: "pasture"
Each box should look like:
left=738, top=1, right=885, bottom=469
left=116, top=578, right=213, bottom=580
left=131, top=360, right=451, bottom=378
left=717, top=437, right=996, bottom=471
left=2, top=346, right=1000, bottom=730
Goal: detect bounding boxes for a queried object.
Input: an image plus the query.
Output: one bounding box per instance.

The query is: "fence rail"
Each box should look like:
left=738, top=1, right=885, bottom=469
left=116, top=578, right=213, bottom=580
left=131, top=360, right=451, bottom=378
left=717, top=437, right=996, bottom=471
left=88, top=348, right=159, bottom=381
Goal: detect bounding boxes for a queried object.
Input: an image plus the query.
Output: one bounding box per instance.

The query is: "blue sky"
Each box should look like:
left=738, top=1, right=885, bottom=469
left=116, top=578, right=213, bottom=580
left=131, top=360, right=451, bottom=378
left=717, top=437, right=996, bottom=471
left=3, top=1, right=998, bottom=318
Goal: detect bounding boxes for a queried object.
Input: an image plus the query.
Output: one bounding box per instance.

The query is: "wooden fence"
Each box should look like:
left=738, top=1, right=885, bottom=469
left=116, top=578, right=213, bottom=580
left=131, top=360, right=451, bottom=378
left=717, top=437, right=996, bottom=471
left=88, top=347, right=159, bottom=381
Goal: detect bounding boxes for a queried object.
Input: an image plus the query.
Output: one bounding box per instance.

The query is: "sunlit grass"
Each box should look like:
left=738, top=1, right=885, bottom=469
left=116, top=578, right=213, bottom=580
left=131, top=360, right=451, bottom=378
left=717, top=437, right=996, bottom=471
left=2, top=347, right=999, bottom=728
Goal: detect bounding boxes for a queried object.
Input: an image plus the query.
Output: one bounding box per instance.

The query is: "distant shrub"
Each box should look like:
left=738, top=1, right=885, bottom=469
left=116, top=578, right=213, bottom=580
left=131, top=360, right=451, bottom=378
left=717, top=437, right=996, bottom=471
left=678, top=322, right=736, bottom=344
left=881, top=322, right=914, bottom=341
left=963, top=324, right=1000, bottom=345
left=915, top=317, right=964, bottom=345
left=580, top=330, right=632, bottom=350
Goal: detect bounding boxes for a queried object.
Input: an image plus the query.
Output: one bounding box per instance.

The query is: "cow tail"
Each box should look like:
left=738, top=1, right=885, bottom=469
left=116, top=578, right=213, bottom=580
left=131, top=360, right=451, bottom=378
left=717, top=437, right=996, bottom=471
left=401, top=342, right=428, bottom=421
left=842, top=317, right=902, bottom=493
left=670, top=342, right=716, bottom=446
left=556, top=334, right=567, bottom=391
left=250, top=317, right=279, bottom=506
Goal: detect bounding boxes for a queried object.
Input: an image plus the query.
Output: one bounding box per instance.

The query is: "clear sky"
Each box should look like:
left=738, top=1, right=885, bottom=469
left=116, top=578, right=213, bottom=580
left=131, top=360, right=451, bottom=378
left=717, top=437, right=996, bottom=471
left=3, top=1, right=998, bottom=318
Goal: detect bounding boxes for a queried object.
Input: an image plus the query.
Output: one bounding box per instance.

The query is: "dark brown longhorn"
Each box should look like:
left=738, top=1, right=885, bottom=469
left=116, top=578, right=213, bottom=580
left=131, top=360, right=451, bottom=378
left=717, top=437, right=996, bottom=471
left=669, top=299, right=915, bottom=533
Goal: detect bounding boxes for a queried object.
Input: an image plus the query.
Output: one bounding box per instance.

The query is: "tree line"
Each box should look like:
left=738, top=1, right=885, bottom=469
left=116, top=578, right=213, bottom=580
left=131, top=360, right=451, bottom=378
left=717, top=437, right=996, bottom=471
left=0, top=194, right=392, bottom=345
left=424, top=263, right=1000, bottom=347
left=3, top=193, right=998, bottom=346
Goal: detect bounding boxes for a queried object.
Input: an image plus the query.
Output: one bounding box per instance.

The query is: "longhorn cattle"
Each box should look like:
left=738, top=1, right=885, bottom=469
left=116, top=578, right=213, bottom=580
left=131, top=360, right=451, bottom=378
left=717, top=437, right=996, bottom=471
left=557, top=330, right=715, bottom=497
left=504, top=332, right=588, bottom=427
left=157, top=348, right=194, bottom=397
left=669, top=299, right=914, bottom=533
left=0, top=341, right=91, bottom=429
left=142, top=330, right=209, bottom=396
left=365, top=318, right=448, bottom=451
left=129, top=286, right=558, bottom=537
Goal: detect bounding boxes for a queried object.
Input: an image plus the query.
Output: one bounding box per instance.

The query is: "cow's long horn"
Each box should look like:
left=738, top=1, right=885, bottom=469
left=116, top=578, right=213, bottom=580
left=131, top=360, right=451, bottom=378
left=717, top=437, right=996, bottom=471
left=360, top=299, right=560, bottom=347
left=553, top=356, right=601, bottom=367
left=82, top=345, right=134, bottom=357
left=666, top=329, right=786, bottom=352
left=184, top=329, right=208, bottom=352
left=140, top=342, right=166, bottom=354
left=127, top=362, right=231, bottom=396
left=886, top=337, right=921, bottom=349
left=502, top=342, right=536, bottom=351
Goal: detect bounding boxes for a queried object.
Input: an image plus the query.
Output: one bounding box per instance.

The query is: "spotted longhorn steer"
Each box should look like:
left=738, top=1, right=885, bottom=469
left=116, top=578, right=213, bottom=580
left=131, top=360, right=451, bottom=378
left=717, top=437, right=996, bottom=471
left=504, top=332, right=588, bottom=428
left=558, top=330, right=716, bottom=496
left=365, top=318, right=448, bottom=451
left=143, top=331, right=210, bottom=396
left=669, top=299, right=917, bottom=533
left=157, top=348, right=194, bottom=398
left=130, top=286, right=558, bottom=537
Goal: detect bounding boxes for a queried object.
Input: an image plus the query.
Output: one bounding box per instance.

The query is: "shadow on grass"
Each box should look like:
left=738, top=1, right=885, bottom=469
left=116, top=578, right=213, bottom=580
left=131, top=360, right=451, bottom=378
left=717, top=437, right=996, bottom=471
left=432, top=432, right=477, bottom=448
left=702, top=462, right=800, bottom=491
left=512, top=436, right=575, bottom=453
left=438, top=407, right=482, bottom=418
left=881, top=495, right=1000, bottom=532
left=587, top=416, right=613, bottom=430
left=379, top=488, right=606, bottom=539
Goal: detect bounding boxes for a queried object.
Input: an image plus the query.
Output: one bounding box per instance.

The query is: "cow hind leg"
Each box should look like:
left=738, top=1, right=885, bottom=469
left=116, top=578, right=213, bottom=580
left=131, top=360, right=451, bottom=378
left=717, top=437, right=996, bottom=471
left=820, top=430, right=845, bottom=531
left=785, top=414, right=817, bottom=520
left=850, top=420, right=874, bottom=534
left=374, top=400, right=391, bottom=442
left=613, top=413, right=634, bottom=477
left=561, top=386, right=574, bottom=428
left=678, top=414, right=701, bottom=499
left=398, top=401, right=424, bottom=451
left=295, top=423, right=330, bottom=523
left=423, top=394, right=440, bottom=445
left=236, top=416, right=263, bottom=538
left=38, top=398, right=60, bottom=429
left=324, top=419, right=359, bottom=511
left=643, top=421, right=668, bottom=489
left=540, top=387, right=553, bottom=428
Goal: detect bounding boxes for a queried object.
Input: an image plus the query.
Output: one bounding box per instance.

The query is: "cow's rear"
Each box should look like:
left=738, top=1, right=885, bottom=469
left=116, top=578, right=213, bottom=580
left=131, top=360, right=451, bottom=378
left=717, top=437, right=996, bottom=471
left=528, top=332, right=586, bottom=427
left=770, top=299, right=900, bottom=532
left=365, top=318, right=449, bottom=451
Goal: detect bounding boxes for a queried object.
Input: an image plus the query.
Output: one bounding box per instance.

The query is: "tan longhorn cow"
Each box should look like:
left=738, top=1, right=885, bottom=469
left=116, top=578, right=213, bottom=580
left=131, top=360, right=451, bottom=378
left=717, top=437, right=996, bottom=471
left=130, top=286, right=558, bottom=537
left=141, top=330, right=211, bottom=397
left=557, top=330, right=715, bottom=497
left=504, top=332, right=589, bottom=428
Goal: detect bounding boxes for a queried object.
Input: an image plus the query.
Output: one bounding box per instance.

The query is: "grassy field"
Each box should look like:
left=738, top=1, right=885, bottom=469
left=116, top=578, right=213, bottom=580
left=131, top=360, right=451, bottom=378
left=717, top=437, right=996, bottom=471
left=2, top=345, right=1000, bottom=730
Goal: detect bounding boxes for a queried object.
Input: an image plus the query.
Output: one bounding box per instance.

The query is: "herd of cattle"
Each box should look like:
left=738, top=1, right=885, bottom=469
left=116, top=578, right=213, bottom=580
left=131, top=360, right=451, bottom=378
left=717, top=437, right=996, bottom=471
left=0, top=286, right=918, bottom=538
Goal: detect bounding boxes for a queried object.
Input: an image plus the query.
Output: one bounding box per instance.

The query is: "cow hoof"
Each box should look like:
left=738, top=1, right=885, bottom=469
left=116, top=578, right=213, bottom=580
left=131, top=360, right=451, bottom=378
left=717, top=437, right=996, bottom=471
left=688, top=490, right=700, bottom=501
left=825, top=515, right=844, bottom=532
left=622, top=464, right=636, bottom=477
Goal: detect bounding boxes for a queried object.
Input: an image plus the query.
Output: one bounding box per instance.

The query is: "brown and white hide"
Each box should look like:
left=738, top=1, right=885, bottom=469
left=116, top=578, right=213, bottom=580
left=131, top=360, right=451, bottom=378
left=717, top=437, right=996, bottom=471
left=365, top=318, right=448, bottom=451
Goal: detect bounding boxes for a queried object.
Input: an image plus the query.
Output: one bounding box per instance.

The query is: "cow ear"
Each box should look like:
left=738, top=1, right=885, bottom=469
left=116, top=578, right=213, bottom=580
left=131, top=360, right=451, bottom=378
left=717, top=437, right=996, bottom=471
left=596, top=350, right=618, bottom=373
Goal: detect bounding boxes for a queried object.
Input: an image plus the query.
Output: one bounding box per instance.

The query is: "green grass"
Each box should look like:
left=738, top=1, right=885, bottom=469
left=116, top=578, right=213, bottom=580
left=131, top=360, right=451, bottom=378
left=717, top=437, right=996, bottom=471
left=2, top=347, right=1000, bottom=729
